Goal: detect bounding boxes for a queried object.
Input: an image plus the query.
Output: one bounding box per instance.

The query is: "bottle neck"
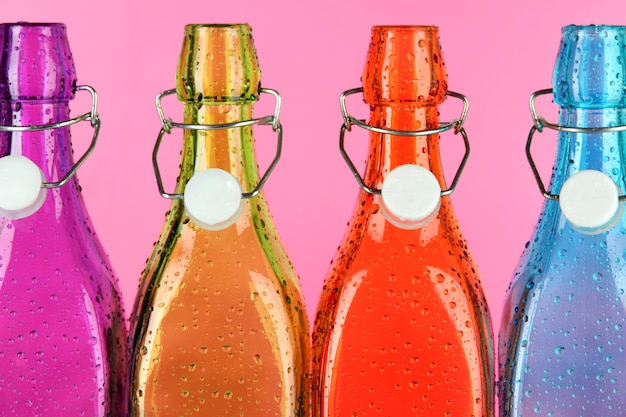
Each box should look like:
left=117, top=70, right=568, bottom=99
left=0, top=99, right=92, bottom=227
left=177, top=101, right=260, bottom=193
left=1, top=100, right=73, bottom=182
left=551, top=107, right=626, bottom=192
left=363, top=104, right=445, bottom=190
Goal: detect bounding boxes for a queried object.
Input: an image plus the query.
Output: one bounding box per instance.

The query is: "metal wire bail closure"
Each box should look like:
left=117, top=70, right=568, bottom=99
left=0, top=85, right=100, bottom=219
left=526, top=88, right=626, bottom=234
left=152, top=87, right=283, bottom=230
left=339, top=87, right=471, bottom=229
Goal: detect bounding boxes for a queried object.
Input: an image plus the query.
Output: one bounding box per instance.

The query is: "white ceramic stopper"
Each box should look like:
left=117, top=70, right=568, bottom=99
left=559, top=169, right=623, bottom=234
left=380, top=164, right=442, bottom=229
left=183, top=168, right=244, bottom=231
left=0, top=155, right=46, bottom=219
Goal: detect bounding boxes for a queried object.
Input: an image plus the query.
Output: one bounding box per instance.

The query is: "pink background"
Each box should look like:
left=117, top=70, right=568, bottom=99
left=5, top=0, right=626, bottom=335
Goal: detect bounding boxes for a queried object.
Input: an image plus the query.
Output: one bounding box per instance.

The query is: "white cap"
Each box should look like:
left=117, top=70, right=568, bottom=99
left=380, top=164, right=442, bottom=229
left=0, top=155, right=46, bottom=219
left=559, top=169, right=624, bottom=234
left=183, top=168, right=244, bottom=231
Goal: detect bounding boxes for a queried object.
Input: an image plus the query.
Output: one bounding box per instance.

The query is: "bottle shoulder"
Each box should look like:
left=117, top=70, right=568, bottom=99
left=512, top=202, right=626, bottom=281
left=135, top=198, right=306, bottom=316
left=317, top=196, right=487, bottom=327
left=1, top=199, right=117, bottom=279
left=329, top=196, right=477, bottom=268
left=504, top=203, right=626, bottom=334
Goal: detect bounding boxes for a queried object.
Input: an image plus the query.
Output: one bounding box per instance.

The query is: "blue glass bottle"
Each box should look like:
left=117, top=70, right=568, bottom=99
left=499, top=25, right=626, bottom=416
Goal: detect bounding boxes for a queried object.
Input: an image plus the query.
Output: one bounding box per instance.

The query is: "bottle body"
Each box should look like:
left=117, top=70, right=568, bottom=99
left=0, top=23, right=128, bottom=416
left=129, top=24, right=310, bottom=417
left=312, top=26, right=493, bottom=417
left=499, top=25, right=626, bottom=417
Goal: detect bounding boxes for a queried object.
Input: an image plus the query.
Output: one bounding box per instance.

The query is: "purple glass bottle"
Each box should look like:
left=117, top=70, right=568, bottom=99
left=0, top=23, right=128, bottom=416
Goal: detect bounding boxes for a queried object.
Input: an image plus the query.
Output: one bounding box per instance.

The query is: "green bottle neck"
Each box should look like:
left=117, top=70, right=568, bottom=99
left=176, top=102, right=260, bottom=195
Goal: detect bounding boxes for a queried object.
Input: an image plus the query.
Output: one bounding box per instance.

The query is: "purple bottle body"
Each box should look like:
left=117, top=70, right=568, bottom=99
left=0, top=23, right=128, bottom=416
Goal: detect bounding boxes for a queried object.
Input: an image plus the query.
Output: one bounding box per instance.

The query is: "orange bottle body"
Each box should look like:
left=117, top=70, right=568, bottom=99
left=129, top=24, right=310, bottom=417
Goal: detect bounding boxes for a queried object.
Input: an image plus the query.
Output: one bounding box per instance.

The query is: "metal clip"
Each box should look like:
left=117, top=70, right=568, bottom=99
left=152, top=87, right=282, bottom=200
left=0, top=85, right=100, bottom=189
left=526, top=88, right=626, bottom=201
left=338, top=87, right=470, bottom=196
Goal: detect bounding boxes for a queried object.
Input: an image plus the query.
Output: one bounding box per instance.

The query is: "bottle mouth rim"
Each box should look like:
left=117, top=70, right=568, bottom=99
left=184, top=23, right=251, bottom=32
left=562, top=24, right=626, bottom=33
left=372, top=25, right=439, bottom=32
left=0, top=22, right=66, bottom=29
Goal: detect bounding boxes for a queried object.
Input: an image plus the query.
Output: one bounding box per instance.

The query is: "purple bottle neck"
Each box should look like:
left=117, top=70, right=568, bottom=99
left=0, top=23, right=83, bottom=220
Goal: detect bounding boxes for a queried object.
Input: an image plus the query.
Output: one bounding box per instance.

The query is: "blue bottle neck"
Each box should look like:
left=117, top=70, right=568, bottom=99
left=550, top=107, right=626, bottom=194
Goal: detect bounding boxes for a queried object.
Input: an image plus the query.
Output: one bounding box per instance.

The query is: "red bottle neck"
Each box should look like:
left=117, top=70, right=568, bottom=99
left=363, top=104, right=446, bottom=192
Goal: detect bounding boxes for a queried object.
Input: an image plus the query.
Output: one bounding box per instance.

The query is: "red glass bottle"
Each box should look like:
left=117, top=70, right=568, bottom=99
left=312, top=25, right=494, bottom=417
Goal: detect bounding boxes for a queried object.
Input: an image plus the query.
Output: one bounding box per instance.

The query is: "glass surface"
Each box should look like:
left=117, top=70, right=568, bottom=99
left=499, top=25, right=626, bottom=417
left=312, top=26, right=494, bottom=417
left=0, top=23, right=128, bottom=416
left=129, top=24, right=310, bottom=417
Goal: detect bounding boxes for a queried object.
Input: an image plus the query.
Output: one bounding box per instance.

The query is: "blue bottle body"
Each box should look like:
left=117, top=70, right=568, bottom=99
left=500, top=25, right=626, bottom=417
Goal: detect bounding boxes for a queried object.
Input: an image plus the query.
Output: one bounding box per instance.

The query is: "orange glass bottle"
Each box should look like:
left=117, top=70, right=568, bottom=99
left=312, top=26, right=494, bottom=417
left=129, top=24, right=310, bottom=417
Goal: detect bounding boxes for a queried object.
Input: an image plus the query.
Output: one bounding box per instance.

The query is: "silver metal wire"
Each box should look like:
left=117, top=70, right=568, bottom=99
left=153, top=87, right=283, bottom=200
left=338, top=87, right=471, bottom=196
left=530, top=89, right=626, bottom=133
left=0, top=85, right=100, bottom=188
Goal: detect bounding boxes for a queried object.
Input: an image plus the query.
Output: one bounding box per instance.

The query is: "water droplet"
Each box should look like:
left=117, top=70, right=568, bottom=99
left=224, top=391, right=233, bottom=400
left=253, top=354, right=263, bottom=365
left=554, top=346, right=565, bottom=355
